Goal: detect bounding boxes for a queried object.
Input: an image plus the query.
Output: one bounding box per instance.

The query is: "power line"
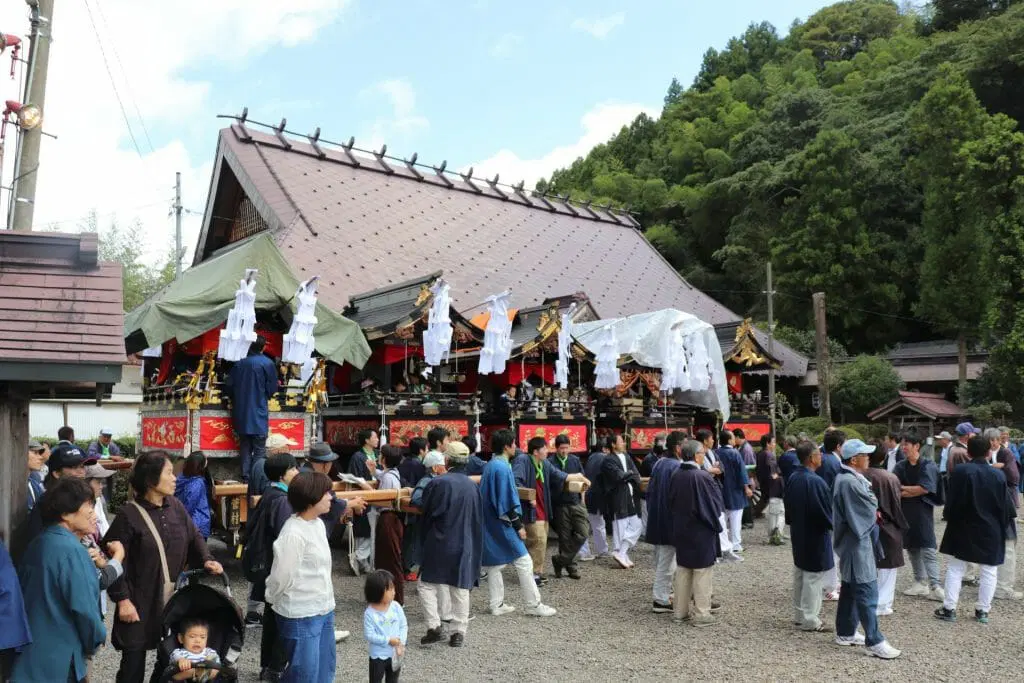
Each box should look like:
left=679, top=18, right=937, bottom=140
left=82, top=0, right=145, bottom=160
left=91, top=0, right=155, bottom=154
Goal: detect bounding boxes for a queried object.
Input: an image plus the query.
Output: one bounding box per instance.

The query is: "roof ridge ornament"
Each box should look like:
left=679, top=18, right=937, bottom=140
left=341, top=136, right=360, bottom=167
left=460, top=167, right=482, bottom=194
left=404, top=152, right=424, bottom=180
left=432, top=160, right=454, bottom=188
left=374, top=144, right=394, bottom=174
left=486, top=173, right=507, bottom=200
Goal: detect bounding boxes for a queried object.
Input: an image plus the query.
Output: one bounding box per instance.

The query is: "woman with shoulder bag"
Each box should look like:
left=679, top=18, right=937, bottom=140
left=103, top=451, right=223, bottom=683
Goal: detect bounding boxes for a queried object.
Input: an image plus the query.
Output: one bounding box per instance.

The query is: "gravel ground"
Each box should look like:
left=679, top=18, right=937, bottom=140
left=90, top=517, right=1023, bottom=682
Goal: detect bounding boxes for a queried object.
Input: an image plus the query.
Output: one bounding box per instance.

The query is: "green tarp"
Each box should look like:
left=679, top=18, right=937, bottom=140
left=124, top=234, right=371, bottom=368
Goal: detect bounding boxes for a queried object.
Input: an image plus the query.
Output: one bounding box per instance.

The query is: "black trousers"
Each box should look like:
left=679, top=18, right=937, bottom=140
left=553, top=504, right=590, bottom=569
left=369, top=657, right=399, bottom=683
left=261, top=604, right=286, bottom=672
left=115, top=649, right=165, bottom=683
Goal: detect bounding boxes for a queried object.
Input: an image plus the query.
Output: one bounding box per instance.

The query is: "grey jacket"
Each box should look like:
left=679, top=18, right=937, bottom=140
left=833, top=464, right=879, bottom=584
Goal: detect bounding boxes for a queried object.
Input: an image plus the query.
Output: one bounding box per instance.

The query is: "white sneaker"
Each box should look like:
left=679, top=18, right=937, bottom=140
left=524, top=603, right=557, bottom=617
left=722, top=551, right=743, bottom=564
left=334, top=630, right=350, bottom=643
left=834, top=632, right=866, bottom=646
left=612, top=553, right=631, bottom=569
left=927, top=585, right=945, bottom=602
left=902, top=582, right=929, bottom=597
left=875, top=607, right=893, bottom=617
left=490, top=603, right=516, bottom=616
left=867, top=640, right=901, bottom=660
left=578, top=553, right=596, bottom=562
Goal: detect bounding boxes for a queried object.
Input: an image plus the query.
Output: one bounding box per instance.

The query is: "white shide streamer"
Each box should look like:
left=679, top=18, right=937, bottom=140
left=282, top=277, right=319, bottom=365
left=423, top=279, right=453, bottom=367
left=477, top=290, right=514, bottom=375
left=217, top=269, right=258, bottom=362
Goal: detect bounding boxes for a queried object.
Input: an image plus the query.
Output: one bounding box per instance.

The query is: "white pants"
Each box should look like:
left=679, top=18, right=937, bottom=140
left=612, top=515, right=643, bottom=561
left=997, top=537, right=1017, bottom=595
left=640, top=499, right=649, bottom=536
left=652, top=545, right=677, bottom=604
left=726, top=508, right=744, bottom=550
left=767, top=498, right=785, bottom=534
left=877, top=568, right=897, bottom=612
left=485, top=554, right=541, bottom=610
left=419, top=582, right=471, bottom=634
left=826, top=551, right=840, bottom=592
left=717, top=513, right=733, bottom=554
left=944, top=557, right=997, bottom=612
left=355, top=508, right=379, bottom=563
left=587, top=514, right=609, bottom=556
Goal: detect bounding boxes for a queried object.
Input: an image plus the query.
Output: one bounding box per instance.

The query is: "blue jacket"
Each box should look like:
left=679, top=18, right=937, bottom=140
left=466, top=454, right=487, bottom=476
left=12, top=526, right=105, bottom=683
left=0, top=539, right=30, bottom=652
left=816, top=452, right=842, bottom=491
left=480, top=457, right=527, bottom=566
left=645, top=457, right=682, bottom=546
left=547, top=453, right=584, bottom=506
left=175, top=475, right=212, bottom=539
left=784, top=466, right=835, bottom=573
left=778, top=449, right=799, bottom=485
left=583, top=452, right=608, bottom=516
left=715, top=446, right=749, bottom=511
left=225, top=352, right=279, bottom=436
left=26, top=472, right=44, bottom=512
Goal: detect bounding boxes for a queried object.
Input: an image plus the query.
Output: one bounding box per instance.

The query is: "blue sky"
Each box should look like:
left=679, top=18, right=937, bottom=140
left=0, top=0, right=836, bottom=258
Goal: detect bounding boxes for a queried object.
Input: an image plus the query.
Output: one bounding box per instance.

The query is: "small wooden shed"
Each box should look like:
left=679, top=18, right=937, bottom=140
left=867, top=390, right=968, bottom=436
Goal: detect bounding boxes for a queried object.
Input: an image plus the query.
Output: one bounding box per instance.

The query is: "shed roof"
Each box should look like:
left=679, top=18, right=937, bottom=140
left=867, top=390, right=968, bottom=422
left=192, top=119, right=741, bottom=326
left=0, top=231, right=124, bottom=387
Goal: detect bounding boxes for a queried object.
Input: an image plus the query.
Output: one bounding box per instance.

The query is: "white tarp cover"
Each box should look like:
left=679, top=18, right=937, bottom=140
left=573, top=309, right=730, bottom=421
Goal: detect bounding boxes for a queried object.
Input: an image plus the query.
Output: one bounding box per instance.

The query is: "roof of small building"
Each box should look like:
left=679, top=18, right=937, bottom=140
left=0, top=231, right=124, bottom=387
left=867, top=390, right=968, bottom=421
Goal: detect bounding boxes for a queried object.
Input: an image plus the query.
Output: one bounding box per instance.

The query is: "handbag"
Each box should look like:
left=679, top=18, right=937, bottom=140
left=130, top=502, right=176, bottom=606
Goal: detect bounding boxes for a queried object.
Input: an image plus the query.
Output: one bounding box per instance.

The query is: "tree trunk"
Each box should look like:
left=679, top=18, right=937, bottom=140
left=957, top=332, right=967, bottom=407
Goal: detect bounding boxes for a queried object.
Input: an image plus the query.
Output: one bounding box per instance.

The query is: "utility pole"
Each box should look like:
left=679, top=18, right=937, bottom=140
left=174, top=172, right=182, bottom=279
left=10, top=0, right=54, bottom=231
left=812, top=292, right=831, bottom=421
left=766, top=261, right=776, bottom=436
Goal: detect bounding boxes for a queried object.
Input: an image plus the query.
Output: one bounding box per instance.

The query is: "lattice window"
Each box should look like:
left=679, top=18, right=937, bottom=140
left=227, top=196, right=268, bottom=243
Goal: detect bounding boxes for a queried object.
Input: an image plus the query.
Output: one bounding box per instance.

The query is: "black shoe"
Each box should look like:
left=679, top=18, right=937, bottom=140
left=711, top=601, right=722, bottom=613
left=449, top=632, right=464, bottom=647
left=259, top=667, right=282, bottom=682
left=245, top=611, right=263, bottom=627
left=534, top=575, right=548, bottom=587
left=652, top=601, right=673, bottom=614
left=566, top=565, right=581, bottom=580
left=934, top=607, right=957, bottom=622
left=551, top=557, right=563, bottom=579
left=421, top=627, right=444, bottom=645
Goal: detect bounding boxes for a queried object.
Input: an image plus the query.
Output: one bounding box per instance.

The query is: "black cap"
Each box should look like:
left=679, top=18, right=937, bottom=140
left=49, top=443, right=94, bottom=471
left=307, top=442, right=338, bottom=463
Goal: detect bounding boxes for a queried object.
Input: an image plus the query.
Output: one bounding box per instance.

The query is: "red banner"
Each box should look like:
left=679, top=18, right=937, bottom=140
left=141, top=416, right=188, bottom=450
left=517, top=424, right=588, bottom=452
left=629, top=426, right=689, bottom=450
left=198, top=416, right=307, bottom=451
left=478, top=423, right=507, bottom=453
left=389, top=419, right=469, bottom=446
left=727, top=372, right=743, bottom=395
left=324, top=418, right=379, bottom=447
left=724, top=421, right=771, bottom=442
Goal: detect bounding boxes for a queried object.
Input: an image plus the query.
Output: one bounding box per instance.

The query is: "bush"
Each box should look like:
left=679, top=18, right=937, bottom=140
left=815, top=426, right=864, bottom=443
left=843, top=422, right=889, bottom=440
left=833, top=355, right=904, bottom=420
left=787, top=416, right=829, bottom=437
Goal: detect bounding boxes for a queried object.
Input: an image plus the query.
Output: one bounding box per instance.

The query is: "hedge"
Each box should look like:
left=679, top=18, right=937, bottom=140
left=32, top=435, right=136, bottom=512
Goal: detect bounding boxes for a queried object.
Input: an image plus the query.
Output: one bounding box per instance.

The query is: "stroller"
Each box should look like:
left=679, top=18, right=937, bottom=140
left=157, top=569, right=243, bottom=682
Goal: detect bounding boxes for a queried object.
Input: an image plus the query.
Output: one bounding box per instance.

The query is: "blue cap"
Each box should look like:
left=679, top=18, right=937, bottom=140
left=840, top=439, right=876, bottom=461
left=955, top=422, right=980, bottom=436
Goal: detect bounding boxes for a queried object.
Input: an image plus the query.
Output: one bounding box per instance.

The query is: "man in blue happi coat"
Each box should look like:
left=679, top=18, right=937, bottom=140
left=225, top=335, right=280, bottom=483
left=480, top=429, right=557, bottom=618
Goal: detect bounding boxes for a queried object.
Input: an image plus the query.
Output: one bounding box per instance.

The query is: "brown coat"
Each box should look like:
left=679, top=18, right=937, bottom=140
left=104, top=496, right=213, bottom=651
left=863, top=468, right=908, bottom=569
left=947, top=441, right=970, bottom=474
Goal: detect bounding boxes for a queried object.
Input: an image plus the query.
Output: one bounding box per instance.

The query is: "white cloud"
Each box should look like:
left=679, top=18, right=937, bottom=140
left=359, top=79, right=429, bottom=150
left=571, top=12, right=626, bottom=39
left=469, top=101, right=658, bottom=188
left=489, top=32, right=523, bottom=58
left=0, top=0, right=349, bottom=265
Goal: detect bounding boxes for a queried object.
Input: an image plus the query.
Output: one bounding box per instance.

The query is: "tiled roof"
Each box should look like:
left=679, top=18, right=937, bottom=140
left=194, top=122, right=741, bottom=327
left=867, top=390, right=968, bottom=421
left=0, top=231, right=125, bottom=368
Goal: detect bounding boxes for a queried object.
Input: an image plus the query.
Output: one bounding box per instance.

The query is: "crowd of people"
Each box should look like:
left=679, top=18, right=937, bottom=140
left=2, top=416, right=1021, bottom=681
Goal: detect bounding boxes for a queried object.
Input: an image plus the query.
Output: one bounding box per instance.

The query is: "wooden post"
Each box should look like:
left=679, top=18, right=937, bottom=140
left=957, top=332, right=967, bottom=407
left=812, top=292, right=831, bottom=421
left=0, top=383, right=30, bottom=544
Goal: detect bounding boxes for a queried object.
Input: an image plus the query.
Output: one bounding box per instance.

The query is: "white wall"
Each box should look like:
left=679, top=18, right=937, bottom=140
left=30, top=396, right=141, bottom=440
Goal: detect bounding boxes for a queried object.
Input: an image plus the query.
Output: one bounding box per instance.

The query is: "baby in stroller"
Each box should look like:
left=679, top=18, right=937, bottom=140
left=159, top=570, right=243, bottom=682
left=170, top=618, right=221, bottom=681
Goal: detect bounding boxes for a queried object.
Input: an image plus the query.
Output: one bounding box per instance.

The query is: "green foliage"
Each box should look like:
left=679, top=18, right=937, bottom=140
left=968, top=400, right=1014, bottom=424
left=832, top=354, right=904, bottom=418
left=931, top=0, right=1018, bottom=31
left=787, top=416, right=830, bottom=436
left=815, top=426, right=865, bottom=443
left=541, top=0, right=1024, bottom=355
left=842, top=422, right=890, bottom=440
